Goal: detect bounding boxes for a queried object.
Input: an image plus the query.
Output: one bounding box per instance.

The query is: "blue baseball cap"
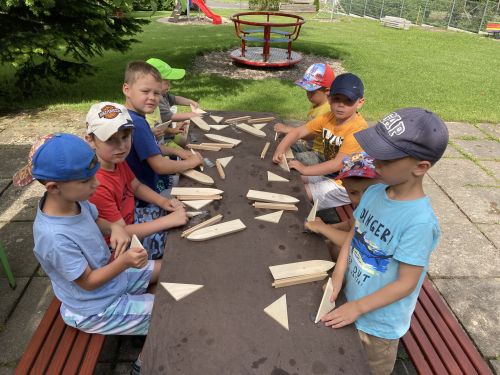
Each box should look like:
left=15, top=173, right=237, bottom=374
left=329, top=73, right=364, bottom=101
left=13, top=133, right=99, bottom=186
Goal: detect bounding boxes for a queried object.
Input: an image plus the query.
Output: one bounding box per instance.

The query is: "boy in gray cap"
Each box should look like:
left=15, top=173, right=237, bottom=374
left=320, top=108, right=448, bottom=375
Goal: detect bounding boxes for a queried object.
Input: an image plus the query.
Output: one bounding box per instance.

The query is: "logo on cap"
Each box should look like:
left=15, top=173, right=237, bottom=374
left=98, top=105, right=122, bottom=120
left=380, top=112, right=405, bottom=137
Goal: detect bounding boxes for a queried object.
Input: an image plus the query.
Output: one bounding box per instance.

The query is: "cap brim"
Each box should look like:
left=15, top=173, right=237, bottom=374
left=13, top=164, right=34, bottom=187
left=93, top=123, right=134, bottom=142
left=354, top=127, right=409, bottom=161
left=163, top=68, right=185, bottom=80
left=295, top=79, right=321, bottom=91
left=330, top=89, right=360, bottom=101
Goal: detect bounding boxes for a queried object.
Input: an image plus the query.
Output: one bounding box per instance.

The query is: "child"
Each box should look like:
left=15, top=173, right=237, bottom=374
left=273, top=73, right=368, bottom=211
left=13, top=133, right=160, bottom=375
left=86, top=102, right=189, bottom=260
left=305, top=152, right=379, bottom=257
left=274, top=63, right=334, bottom=166
left=123, top=60, right=203, bottom=201
left=322, top=108, right=448, bottom=375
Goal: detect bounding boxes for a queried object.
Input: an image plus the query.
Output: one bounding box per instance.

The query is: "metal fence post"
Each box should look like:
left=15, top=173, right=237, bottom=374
left=448, top=0, right=457, bottom=28
left=363, top=0, right=368, bottom=16
left=399, top=0, right=405, bottom=17
left=380, top=0, right=385, bottom=18
left=422, top=0, right=430, bottom=24
left=349, top=0, right=353, bottom=14
left=479, top=0, right=490, bottom=32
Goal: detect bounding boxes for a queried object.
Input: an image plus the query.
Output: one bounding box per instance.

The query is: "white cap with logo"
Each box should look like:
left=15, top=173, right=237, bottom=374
left=86, top=102, right=134, bottom=141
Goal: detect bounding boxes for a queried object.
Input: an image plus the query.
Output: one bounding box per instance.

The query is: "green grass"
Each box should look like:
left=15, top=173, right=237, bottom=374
left=0, top=11, right=499, bottom=123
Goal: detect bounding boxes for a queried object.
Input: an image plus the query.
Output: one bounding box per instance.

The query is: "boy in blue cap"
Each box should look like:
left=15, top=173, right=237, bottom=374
left=321, top=108, right=448, bottom=375
left=13, top=133, right=161, bottom=374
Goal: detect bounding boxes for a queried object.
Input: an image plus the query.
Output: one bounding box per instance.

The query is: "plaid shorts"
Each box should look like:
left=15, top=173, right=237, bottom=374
left=60, top=261, right=155, bottom=336
left=134, top=204, right=167, bottom=260
left=307, top=176, right=351, bottom=210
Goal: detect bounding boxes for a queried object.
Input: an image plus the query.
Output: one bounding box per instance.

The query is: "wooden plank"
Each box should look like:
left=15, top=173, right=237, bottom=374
left=402, top=328, right=435, bottom=375
left=187, top=144, right=221, bottom=151
left=171, top=187, right=223, bottom=196
left=186, top=219, right=246, bottom=241
left=205, top=134, right=242, bottom=146
left=200, top=143, right=234, bottom=149
left=269, top=260, right=334, bottom=280
left=186, top=211, right=204, bottom=218
left=225, top=115, right=252, bottom=124
left=272, top=272, right=328, bottom=288
left=267, top=171, right=288, bottom=182
left=176, top=195, right=222, bottom=201
left=209, top=124, right=228, bottom=130
left=190, top=105, right=206, bottom=114
left=32, top=314, right=67, bottom=374
left=182, top=200, right=213, bottom=210
left=45, top=326, right=78, bottom=374
left=215, top=159, right=225, bottom=180
left=247, top=189, right=299, bottom=204
left=161, top=283, right=204, bottom=301
left=255, top=210, right=284, bottom=224
left=78, top=334, right=106, bottom=375
left=315, top=277, right=336, bottom=323
left=248, top=116, right=275, bottom=124
left=253, top=202, right=298, bottom=211
left=306, top=200, right=319, bottom=222
left=260, top=142, right=270, bottom=159
left=236, top=123, right=266, bottom=138
left=181, top=214, right=223, bottom=238
left=263, top=294, right=289, bottom=330
left=181, top=169, right=215, bottom=185
left=61, top=331, right=91, bottom=375
left=191, top=116, right=211, bottom=131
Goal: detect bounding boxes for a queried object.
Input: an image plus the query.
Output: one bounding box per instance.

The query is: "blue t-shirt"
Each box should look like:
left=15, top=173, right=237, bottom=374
left=126, top=109, right=162, bottom=196
left=344, top=183, right=440, bottom=339
left=33, top=196, right=127, bottom=316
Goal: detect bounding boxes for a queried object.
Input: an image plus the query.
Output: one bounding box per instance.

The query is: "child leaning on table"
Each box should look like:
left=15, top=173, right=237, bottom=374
left=13, top=133, right=160, bottom=375
left=85, top=102, right=188, bottom=260
left=272, top=73, right=368, bottom=211
left=322, top=108, right=448, bottom=375
left=305, top=152, right=379, bottom=259
left=273, top=63, right=335, bottom=166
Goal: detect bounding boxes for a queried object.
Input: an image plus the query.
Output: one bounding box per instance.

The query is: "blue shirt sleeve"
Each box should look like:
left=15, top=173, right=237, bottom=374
left=393, top=223, right=440, bottom=267
left=47, top=235, right=89, bottom=282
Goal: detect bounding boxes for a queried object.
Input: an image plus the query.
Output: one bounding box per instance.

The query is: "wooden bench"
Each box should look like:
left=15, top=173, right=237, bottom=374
left=15, top=297, right=105, bottom=374
left=334, top=205, right=493, bottom=375
left=381, top=16, right=411, bottom=30
left=485, top=22, right=500, bottom=39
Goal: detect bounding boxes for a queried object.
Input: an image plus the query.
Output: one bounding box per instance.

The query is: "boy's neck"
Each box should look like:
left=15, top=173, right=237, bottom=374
left=125, top=102, right=145, bottom=116
left=386, top=177, right=425, bottom=201
left=335, top=112, right=358, bottom=126
left=98, top=158, right=116, bottom=172
left=42, top=193, right=81, bottom=217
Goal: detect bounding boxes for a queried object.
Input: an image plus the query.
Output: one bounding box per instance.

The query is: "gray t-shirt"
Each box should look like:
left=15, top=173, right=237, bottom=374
left=159, top=93, right=177, bottom=122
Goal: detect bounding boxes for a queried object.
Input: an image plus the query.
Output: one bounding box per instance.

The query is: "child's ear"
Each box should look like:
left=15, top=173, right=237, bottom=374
left=85, top=134, right=96, bottom=149
left=356, top=97, right=365, bottom=110
left=45, top=181, right=60, bottom=195
left=122, top=83, right=130, bottom=97
left=413, top=160, right=432, bottom=177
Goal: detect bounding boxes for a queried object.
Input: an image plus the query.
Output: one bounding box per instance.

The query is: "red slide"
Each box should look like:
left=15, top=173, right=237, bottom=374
left=192, top=0, right=222, bottom=24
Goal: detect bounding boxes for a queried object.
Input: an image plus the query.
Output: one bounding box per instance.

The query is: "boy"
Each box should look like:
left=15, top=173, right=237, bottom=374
left=13, top=133, right=160, bottom=375
left=274, top=63, right=335, bottom=165
left=273, top=73, right=368, bottom=211
left=86, top=102, right=189, bottom=260
left=305, top=152, right=378, bottom=255
left=123, top=60, right=203, bottom=201
left=322, top=108, right=448, bottom=375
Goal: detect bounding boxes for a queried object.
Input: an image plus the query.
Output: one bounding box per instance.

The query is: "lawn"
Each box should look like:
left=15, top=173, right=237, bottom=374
left=0, top=10, right=499, bottom=123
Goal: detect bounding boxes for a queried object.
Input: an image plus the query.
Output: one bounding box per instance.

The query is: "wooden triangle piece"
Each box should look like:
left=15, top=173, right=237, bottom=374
left=161, top=282, right=204, bottom=301
left=269, top=260, right=335, bottom=280
left=306, top=199, right=319, bottom=222
left=190, top=105, right=207, bottom=114
left=182, top=200, right=213, bottom=210
left=252, top=123, right=267, bottom=130
left=217, top=156, right=233, bottom=168
left=130, top=234, right=144, bottom=249
left=210, top=115, right=224, bottom=124
left=264, top=294, right=289, bottom=330
left=181, top=169, right=214, bottom=185
left=209, top=124, right=228, bottom=130
left=205, top=134, right=242, bottom=146
left=267, top=171, right=289, bottom=182
left=191, top=116, right=210, bottom=131
left=186, top=219, right=246, bottom=241
left=247, top=190, right=299, bottom=204
left=279, top=155, right=290, bottom=172
left=255, top=210, right=283, bottom=224
left=315, top=278, right=336, bottom=323
left=171, top=187, right=223, bottom=196
left=236, top=123, right=266, bottom=138
left=285, top=148, right=294, bottom=159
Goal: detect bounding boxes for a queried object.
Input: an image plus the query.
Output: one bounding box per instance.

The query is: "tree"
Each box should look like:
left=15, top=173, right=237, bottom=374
left=0, top=0, right=149, bottom=91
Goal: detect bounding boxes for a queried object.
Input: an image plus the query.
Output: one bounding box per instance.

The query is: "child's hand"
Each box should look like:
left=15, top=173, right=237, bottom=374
left=165, top=127, right=184, bottom=135
left=162, top=198, right=184, bottom=212
left=289, top=160, right=306, bottom=174
left=321, top=301, right=363, bottom=328
left=177, top=148, right=194, bottom=160
left=164, top=207, right=189, bottom=227
left=122, top=247, right=149, bottom=269
left=304, top=217, right=326, bottom=233
left=189, top=100, right=200, bottom=109
left=176, top=121, right=189, bottom=132
left=152, top=126, right=165, bottom=139
left=186, top=153, right=203, bottom=168
left=272, top=151, right=283, bottom=164
left=274, top=123, right=288, bottom=134
left=109, top=224, right=130, bottom=257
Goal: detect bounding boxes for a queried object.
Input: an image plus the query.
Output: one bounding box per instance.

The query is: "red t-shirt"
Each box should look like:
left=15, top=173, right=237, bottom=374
left=90, top=162, right=136, bottom=227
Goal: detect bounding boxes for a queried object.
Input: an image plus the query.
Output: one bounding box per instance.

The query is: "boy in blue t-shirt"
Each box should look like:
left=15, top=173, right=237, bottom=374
left=321, top=108, right=448, bottom=375
left=13, top=133, right=161, bottom=374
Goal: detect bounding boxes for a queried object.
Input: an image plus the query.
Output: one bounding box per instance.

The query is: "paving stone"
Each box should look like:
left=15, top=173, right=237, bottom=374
left=0, top=277, right=29, bottom=324
left=422, top=177, right=469, bottom=224
left=0, top=145, right=30, bottom=179
left=478, top=224, right=500, bottom=249
left=428, top=158, right=496, bottom=188
left=0, top=222, right=38, bottom=277
left=0, top=365, right=14, bottom=375
left=453, top=139, right=500, bottom=160
left=0, top=180, right=10, bottom=196
left=442, top=144, right=463, bottom=158
left=433, top=278, right=500, bottom=359
left=489, top=359, right=500, bottom=374
left=480, top=160, right=500, bottom=180
left=0, top=277, right=53, bottom=365
left=444, top=186, right=500, bottom=224
left=429, top=223, right=499, bottom=278
left=477, top=123, right=500, bottom=139
left=446, top=122, right=486, bottom=139
left=0, top=183, right=44, bottom=222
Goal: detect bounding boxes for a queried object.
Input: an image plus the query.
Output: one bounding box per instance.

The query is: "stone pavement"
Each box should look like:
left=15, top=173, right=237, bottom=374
left=0, top=121, right=498, bottom=374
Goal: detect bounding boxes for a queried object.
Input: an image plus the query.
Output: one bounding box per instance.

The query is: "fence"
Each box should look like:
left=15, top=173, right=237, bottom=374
left=335, top=0, right=500, bottom=33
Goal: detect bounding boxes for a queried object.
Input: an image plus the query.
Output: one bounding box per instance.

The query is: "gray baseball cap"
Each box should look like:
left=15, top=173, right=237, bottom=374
left=354, top=108, right=449, bottom=164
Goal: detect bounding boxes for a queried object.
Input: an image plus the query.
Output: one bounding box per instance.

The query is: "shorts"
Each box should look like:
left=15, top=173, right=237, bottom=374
left=358, top=330, right=399, bottom=375
left=135, top=204, right=167, bottom=260
left=306, top=176, right=351, bottom=210
left=61, top=261, right=155, bottom=336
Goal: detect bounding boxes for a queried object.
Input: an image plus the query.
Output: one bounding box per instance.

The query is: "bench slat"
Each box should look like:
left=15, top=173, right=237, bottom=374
left=46, top=325, right=78, bottom=374
left=79, top=334, right=106, bottom=375
left=62, top=331, right=91, bottom=375
left=242, top=36, right=291, bottom=43
left=402, top=327, right=434, bottom=375
left=334, top=206, right=350, bottom=222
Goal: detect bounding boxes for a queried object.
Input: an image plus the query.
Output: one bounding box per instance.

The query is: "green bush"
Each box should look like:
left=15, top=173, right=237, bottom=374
left=314, top=0, right=319, bottom=11
left=248, top=0, right=281, bottom=11
left=132, top=0, right=175, bottom=11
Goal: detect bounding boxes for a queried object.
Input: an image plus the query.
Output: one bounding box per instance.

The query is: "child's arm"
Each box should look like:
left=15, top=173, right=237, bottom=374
left=131, top=178, right=184, bottom=212
left=95, top=218, right=130, bottom=256
left=159, top=144, right=195, bottom=160
left=289, top=152, right=346, bottom=176
left=329, top=226, right=355, bottom=301
left=305, top=217, right=352, bottom=248
left=174, top=95, right=198, bottom=108
left=322, top=263, right=423, bottom=328
left=147, top=152, right=203, bottom=175
left=171, top=112, right=198, bottom=122
left=272, top=125, right=311, bottom=163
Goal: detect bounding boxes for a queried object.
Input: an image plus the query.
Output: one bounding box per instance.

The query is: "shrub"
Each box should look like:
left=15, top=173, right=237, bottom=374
left=248, top=0, right=281, bottom=11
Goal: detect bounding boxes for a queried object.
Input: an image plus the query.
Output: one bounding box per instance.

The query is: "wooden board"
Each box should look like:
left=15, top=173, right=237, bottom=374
left=267, top=171, right=289, bottom=182
left=205, top=134, right=242, bottom=146
left=252, top=123, right=267, bottom=130
left=253, top=202, right=298, bottom=211
left=186, top=219, right=246, bottom=241
left=248, top=116, right=275, bottom=124
left=215, top=159, right=225, bottom=180
left=181, top=214, right=223, bottom=238
left=200, top=143, right=234, bottom=149
left=263, top=294, right=289, bottom=330
left=217, top=156, right=233, bottom=168
left=181, top=169, right=214, bottom=185
left=247, top=190, right=299, bottom=204
left=285, top=148, right=294, bottom=159
left=279, top=155, right=290, bottom=172
left=182, top=200, right=213, bottom=210
left=315, top=277, right=336, bottom=323
left=176, top=195, right=222, bottom=201
left=209, top=124, right=228, bottom=130
left=171, top=187, right=224, bottom=196
left=272, top=272, right=328, bottom=288
left=190, top=105, right=207, bottom=114
left=225, top=115, right=251, bottom=124
left=260, top=142, right=270, bottom=159
left=236, top=123, right=266, bottom=138
left=306, top=199, right=319, bottom=222
left=186, top=211, right=204, bottom=218
left=269, top=260, right=335, bottom=280
left=191, top=116, right=211, bottom=131
left=210, top=115, right=224, bottom=124
left=130, top=234, right=144, bottom=249
left=187, top=144, right=221, bottom=151
left=161, top=282, right=204, bottom=301
left=255, top=210, right=283, bottom=224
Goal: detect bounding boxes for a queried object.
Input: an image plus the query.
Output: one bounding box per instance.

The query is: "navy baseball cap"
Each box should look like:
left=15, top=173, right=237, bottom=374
left=13, top=133, right=99, bottom=186
left=329, top=73, right=364, bottom=101
left=354, top=108, right=449, bottom=164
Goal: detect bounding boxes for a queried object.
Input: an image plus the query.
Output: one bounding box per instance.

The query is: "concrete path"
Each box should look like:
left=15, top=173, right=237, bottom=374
left=0, top=120, right=498, bottom=374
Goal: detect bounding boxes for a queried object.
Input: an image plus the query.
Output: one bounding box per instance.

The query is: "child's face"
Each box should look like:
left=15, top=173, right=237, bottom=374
left=89, top=129, right=132, bottom=168
left=373, top=157, right=426, bottom=186
left=123, top=73, right=162, bottom=115
left=306, top=88, right=329, bottom=106
left=56, top=175, right=100, bottom=202
left=161, top=79, right=170, bottom=95
left=328, top=94, right=364, bottom=122
left=342, top=178, right=378, bottom=207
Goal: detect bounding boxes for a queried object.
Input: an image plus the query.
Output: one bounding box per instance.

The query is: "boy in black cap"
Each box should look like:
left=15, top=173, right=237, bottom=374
left=320, top=108, right=448, bottom=375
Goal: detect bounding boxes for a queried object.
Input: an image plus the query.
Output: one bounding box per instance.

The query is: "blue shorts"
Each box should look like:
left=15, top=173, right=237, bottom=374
left=61, top=261, right=155, bottom=336
left=134, top=204, right=167, bottom=260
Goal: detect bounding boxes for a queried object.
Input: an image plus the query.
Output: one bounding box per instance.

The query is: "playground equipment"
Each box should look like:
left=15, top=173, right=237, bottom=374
left=229, top=12, right=305, bottom=67
left=171, top=0, right=222, bottom=24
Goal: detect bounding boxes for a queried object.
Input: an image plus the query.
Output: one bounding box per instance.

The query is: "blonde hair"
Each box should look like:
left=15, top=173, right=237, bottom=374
left=124, top=61, right=162, bottom=85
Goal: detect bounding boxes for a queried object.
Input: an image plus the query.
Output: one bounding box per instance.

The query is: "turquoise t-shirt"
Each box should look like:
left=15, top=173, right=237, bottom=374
left=344, top=183, right=440, bottom=339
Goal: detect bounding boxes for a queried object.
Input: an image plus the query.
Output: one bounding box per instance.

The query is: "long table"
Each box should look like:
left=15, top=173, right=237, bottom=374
left=142, top=111, right=370, bottom=374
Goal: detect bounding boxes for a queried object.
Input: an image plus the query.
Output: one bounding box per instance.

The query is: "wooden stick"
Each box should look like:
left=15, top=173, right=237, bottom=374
left=236, top=123, right=266, bottom=138
left=181, top=214, right=223, bottom=238
left=199, top=143, right=234, bottom=149
left=187, top=144, right=221, bottom=151
left=274, top=132, right=278, bottom=141
left=248, top=116, right=275, bottom=124
left=225, top=115, right=251, bottom=124
left=272, top=272, right=328, bottom=288
left=176, top=195, right=222, bottom=200
left=171, top=187, right=223, bottom=196
left=260, top=142, right=270, bottom=159
left=215, top=159, right=225, bottom=180
left=190, top=148, right=203, bottom=172
left=253, top=202, right=298, bottom=211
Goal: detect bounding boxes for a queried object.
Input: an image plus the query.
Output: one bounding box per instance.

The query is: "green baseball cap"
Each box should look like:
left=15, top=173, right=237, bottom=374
left=146, top=58, right=185, bottom=80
